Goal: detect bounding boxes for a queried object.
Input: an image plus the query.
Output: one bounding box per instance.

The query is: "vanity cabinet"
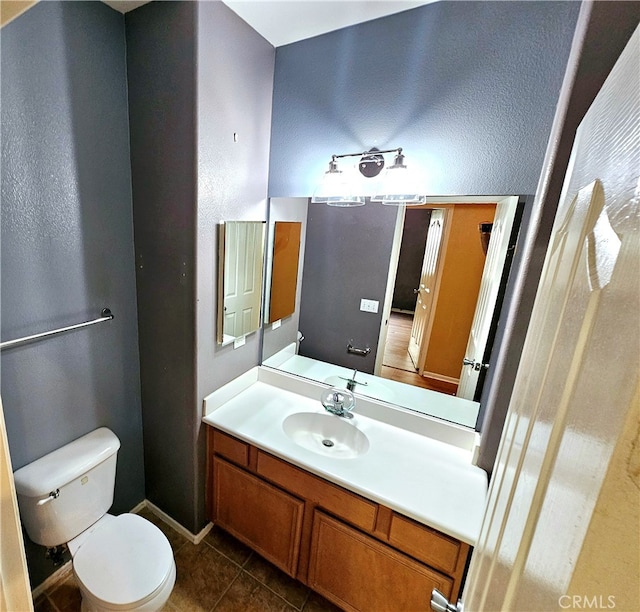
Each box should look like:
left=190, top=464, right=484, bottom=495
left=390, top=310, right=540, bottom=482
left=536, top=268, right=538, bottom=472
left=308, top=512, right=453, bottom=612
left=207, top=427, right=470, bottom=609
left=212, top=457, right=304, bottom=576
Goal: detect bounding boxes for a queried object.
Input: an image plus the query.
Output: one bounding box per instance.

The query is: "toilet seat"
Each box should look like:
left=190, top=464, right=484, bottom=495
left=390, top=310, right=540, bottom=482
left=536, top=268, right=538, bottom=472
left=73, top=513, right=174, bottom=609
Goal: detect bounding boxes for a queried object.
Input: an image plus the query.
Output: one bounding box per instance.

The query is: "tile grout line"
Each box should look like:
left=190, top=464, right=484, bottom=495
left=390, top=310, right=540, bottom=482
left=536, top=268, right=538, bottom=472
left=238, top=567, right=306, bottom=611
left=207, top=566, right=244, bottom=612
left=173, top=524, right=317, bottom=611
left=171, top=537, right=189, bottom=556
left=42, top=593, right=63, bottom=612
left=199, top=534, right=256, bottom=572
left=196, top=537, right=261, bottom=611
left=200, top=537, right=309, bottom=612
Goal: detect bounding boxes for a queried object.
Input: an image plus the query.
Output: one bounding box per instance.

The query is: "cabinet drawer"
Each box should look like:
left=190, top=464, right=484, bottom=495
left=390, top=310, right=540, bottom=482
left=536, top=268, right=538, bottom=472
left=389, top=513, right=466, bottom=575
left=212, top=430, right=249, bottom=467
left=257, top=451, right=377, bottom=532
left=309, top=511, right=452, bottom=612
left=213, top=457, right=304, bottom=576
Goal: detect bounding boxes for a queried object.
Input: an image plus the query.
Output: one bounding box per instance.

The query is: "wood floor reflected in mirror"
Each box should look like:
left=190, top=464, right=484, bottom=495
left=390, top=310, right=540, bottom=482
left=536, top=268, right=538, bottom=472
left=381, top=313, right=458, bottom=396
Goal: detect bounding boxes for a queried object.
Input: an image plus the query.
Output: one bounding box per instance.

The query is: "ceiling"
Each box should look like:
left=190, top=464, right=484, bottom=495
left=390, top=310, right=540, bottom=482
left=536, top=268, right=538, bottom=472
left=101, top=0, right=435, bottom=47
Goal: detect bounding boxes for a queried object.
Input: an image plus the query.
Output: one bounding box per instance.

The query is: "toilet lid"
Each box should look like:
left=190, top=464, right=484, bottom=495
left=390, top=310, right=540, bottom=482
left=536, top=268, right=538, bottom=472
left=73, top=513, right=173, bottom=606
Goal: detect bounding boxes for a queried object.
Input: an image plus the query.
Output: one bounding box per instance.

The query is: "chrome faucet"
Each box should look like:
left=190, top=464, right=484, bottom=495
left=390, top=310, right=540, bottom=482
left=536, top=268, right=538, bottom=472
left=344, top=369, right=368, bottom=392
left=321, top=388, right=355, bottom=419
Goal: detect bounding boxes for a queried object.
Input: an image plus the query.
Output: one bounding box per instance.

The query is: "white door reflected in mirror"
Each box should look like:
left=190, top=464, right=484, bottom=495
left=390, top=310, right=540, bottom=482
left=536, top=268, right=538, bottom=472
left=217, top=221, right=266, bottom=345
left=457, top=196, right=519, bottom=400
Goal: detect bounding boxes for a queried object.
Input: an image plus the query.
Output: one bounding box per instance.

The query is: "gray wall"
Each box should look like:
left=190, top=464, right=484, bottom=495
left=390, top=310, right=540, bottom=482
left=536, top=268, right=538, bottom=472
left=195, top=1, right=275, bottom=530
left=298, top=202, right=398, bottom=374
left=1, top=1, right=144, bottom=587
left=268, top=0, right=580, bottom=441
left=126, top=0, right=274, bottom=533
left=125, top=1, right=197, bottom=531
left=269, top=1, right=580, bottom=197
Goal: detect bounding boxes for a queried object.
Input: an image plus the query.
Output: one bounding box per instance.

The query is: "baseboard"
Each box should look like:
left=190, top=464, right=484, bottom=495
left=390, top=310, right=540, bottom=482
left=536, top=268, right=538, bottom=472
left=129, top=500, right=146, bottom=514
left=143, top=500, right=213, bottom=545
left=422, top=371, right=460, bottom=385
left=391, top=308, right=415, bottom=315
left=31, top=561, right=73, bottom=599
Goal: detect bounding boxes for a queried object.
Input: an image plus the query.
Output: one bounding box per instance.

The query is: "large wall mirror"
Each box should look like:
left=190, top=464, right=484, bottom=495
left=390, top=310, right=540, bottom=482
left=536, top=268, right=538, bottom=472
left=217, top=221, right=266, bottom=345
left=262, top=197, right=522, bottom=429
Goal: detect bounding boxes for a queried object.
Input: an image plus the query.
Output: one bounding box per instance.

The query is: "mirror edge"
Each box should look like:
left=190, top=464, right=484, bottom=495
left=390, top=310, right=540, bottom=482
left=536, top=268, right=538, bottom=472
left=216, top=221, right=226, bottom=345
left=217, top=221, right=267, bottom=346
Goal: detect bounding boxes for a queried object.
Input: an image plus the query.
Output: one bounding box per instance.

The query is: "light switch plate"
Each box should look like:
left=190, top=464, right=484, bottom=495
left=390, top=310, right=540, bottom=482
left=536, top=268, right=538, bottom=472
left=360, top=299, right=379, bottom=313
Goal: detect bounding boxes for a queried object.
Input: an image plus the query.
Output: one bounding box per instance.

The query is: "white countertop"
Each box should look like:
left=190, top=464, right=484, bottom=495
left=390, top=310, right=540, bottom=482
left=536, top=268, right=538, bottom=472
left=203, top=367, right=488, bottom=546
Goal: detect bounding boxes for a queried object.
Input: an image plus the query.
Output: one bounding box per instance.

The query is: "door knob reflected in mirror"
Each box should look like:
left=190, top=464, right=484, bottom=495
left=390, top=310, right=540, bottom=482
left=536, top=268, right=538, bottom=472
left=463, top=358, right=489, bottom=371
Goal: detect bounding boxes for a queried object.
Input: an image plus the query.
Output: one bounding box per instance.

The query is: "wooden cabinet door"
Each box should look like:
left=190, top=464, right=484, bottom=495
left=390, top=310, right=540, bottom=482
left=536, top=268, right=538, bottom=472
left=212, top=457, right=304, bottom=576
left=308, top=511, right=453, bottom=612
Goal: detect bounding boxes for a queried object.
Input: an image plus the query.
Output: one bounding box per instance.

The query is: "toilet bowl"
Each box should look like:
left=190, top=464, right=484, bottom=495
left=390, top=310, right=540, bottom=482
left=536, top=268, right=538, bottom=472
left=69, top=513, right=176, bottom=611
left=12, top=428, right=177, bottom=611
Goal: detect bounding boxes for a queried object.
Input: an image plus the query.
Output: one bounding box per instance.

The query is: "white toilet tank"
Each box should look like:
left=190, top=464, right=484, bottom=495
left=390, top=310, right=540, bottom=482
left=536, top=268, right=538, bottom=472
left=13, top=427, right=121, bottom=547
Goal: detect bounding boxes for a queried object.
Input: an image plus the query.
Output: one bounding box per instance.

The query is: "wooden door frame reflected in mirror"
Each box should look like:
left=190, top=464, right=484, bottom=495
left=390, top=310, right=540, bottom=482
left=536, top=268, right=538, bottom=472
left=265, top=221, right=302, bottom=324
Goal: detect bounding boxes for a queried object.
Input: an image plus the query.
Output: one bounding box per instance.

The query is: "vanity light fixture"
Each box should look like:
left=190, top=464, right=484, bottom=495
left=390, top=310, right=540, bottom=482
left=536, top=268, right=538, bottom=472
left=312, top=147, right=425, bottom=206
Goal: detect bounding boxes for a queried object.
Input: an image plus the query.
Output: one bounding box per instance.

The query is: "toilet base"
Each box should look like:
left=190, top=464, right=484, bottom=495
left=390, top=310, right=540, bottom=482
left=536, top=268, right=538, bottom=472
left=77, top=559, right=176, bottom=612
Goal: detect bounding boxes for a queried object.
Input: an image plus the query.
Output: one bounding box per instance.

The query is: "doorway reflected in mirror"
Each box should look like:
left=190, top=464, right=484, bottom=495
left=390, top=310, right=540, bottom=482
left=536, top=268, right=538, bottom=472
left=378, top=204, right=498, bottom=398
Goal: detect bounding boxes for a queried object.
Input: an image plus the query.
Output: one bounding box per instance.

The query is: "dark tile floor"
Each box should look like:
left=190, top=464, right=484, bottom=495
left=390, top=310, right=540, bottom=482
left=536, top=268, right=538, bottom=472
left=33, top=507, right=342, bottom=612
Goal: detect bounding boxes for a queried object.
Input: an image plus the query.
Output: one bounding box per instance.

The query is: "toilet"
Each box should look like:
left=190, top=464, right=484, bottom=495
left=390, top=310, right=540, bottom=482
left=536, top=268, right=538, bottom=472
left=13, top=428, right=176, bottom=611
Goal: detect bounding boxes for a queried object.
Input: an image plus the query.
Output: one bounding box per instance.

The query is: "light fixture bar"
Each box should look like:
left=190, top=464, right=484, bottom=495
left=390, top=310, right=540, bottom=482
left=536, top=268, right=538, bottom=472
left=331, top=147, right=401, bottom=161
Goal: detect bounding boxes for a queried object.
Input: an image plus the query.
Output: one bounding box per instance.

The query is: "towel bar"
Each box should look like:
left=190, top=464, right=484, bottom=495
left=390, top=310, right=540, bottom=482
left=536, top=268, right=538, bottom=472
left=347, top=342, right=371, bottom=357
left=0, top=308, right=114, bottom=350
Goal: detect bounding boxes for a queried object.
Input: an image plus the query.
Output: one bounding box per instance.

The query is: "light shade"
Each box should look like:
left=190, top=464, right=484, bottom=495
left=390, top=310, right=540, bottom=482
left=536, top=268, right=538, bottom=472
left=372, top=150, right=426, bottom=206
left=311, top=158, right=366, bottom=207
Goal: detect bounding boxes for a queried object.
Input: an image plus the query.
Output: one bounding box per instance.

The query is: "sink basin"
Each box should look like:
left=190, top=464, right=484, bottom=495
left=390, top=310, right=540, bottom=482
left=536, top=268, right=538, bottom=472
left=282, top=412, right=369, bottom=459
